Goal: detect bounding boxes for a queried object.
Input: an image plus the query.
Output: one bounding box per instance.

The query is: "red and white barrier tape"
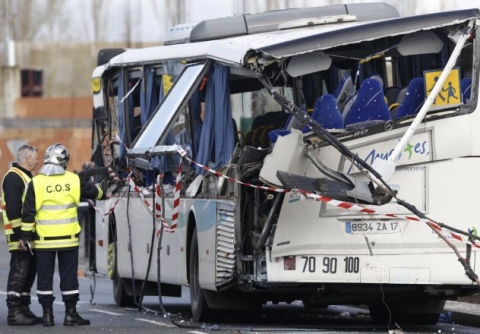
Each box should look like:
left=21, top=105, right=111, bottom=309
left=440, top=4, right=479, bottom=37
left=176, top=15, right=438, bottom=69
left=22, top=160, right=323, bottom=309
left=177, top=148, right=479, bottom=249
left=101, top=184, right=130, bottom=217
left=295, top=189, right=480, bottom=249
left=108, top=167, right=119, bottom=182
left=89, top=148, right=479, bottom=249
left=156, top=174, right=175, bottom=235
left=171, top=161, right=182, bottom=232
left=177, top=148, right=289, bottom=193
left=127, top=174, right=162, bottom=220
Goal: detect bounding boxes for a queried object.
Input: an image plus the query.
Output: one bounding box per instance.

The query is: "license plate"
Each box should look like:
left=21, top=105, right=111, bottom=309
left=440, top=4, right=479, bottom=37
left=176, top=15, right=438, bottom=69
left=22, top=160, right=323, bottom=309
left=345, top=221, right=401, bottom=235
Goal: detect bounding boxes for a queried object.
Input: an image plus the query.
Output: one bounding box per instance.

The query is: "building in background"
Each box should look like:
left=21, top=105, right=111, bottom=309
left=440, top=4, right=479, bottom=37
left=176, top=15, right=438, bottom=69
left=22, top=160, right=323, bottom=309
left=0, top=40, right=129, bottom=179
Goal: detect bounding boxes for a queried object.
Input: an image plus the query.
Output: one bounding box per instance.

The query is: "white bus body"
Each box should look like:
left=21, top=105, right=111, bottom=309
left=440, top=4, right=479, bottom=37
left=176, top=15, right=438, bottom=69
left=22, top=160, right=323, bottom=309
left=88, top=3, right=480, bottom=324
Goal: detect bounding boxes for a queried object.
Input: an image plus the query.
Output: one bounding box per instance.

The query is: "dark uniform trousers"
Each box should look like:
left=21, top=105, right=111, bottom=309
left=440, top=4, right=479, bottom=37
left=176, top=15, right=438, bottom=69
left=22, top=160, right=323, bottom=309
left=6, top=251, right=37, bottom=307
left=36, top=249, right=79, bottom=305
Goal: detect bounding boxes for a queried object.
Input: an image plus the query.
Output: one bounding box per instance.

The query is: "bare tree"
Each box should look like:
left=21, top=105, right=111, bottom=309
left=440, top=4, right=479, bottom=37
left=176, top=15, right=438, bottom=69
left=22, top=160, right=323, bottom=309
left=151, top=0, right=176, bottom=42
left=87, top=0, right=110, bottom=45
left=165, top=0, right=177, bottom=26
left=265, top=0, right=282, bottom=11
left=0, top=0, right=68, bottom=42
left=39, top=0, right=68, bottom=41
left=124, top=1, right=133, bottom=47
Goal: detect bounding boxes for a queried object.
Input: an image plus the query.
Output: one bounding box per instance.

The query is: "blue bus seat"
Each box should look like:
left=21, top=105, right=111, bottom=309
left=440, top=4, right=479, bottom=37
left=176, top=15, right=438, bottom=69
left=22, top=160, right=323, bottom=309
left=394, top=77, right=425, bottom=119
left=369, top=74, right=384, bottom=90
left=344, top=78, right=391, bottom=126
left=303, top=94, right=343, bottom=132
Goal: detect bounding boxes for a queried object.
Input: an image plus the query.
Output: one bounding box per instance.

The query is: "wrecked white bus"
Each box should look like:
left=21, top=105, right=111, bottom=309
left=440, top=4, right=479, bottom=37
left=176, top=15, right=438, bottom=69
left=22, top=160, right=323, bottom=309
left=88, top=2, right=480, bottom=324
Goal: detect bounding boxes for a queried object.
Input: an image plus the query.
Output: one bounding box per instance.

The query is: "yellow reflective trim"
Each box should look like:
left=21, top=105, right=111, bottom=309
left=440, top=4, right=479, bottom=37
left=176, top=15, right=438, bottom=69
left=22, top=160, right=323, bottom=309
left=96, top=187, right=104, bottom=200
left=39, top=203, right=77, bottom=211
left=21, top=222, right=35, bottom=232
left=7, top=242, right=20, bottom=251
left=10, top=220, right=21, bottom=228
left=37, top=217, right=78, bottom=225
left=34, top=239, right=79, bottom=249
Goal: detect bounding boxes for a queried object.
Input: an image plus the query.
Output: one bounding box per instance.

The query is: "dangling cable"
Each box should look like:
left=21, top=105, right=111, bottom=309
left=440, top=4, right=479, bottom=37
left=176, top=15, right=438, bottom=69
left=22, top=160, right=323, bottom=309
left=125, top=175, right=138, bottom=305
left=155, top=173, right=169, bottom=318
left=137, top=170, right=162, bottom=312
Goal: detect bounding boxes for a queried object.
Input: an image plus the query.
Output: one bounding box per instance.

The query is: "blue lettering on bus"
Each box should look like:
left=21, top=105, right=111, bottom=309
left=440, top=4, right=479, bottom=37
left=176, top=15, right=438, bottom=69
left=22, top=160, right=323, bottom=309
left=347, top=140, right=428, bottom=174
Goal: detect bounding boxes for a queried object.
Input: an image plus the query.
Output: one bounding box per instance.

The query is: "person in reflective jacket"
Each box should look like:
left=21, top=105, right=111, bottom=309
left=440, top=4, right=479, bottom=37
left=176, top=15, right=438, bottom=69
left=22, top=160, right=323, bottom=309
left=1, top=145, right=40, bottom=326
left=20, top=143, right=105, bottom=327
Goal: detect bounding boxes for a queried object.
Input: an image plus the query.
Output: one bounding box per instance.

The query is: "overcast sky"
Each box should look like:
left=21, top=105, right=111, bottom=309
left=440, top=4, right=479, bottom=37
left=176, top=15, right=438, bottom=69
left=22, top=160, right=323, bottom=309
left=66, top=0, right=477, bottom=43
left=188, top=0, right=476, bottom=21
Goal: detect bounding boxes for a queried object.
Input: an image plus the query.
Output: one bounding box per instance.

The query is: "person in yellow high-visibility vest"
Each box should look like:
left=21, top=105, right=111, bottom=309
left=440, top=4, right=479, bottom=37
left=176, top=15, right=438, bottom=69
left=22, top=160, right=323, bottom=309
left=20, top=143, right=105, bottom=327
left=1, top=145, right=40, bottom=326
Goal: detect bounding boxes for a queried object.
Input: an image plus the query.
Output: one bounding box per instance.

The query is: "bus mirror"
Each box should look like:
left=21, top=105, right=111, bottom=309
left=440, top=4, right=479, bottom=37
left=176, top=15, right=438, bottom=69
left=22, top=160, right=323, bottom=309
left=286, top=52, right=332, bottom=77
left=132, top=157, right=153, bottom=171
left=127, top=144, right=183, bottom=158
left=397, top=31, right=443, bottom=56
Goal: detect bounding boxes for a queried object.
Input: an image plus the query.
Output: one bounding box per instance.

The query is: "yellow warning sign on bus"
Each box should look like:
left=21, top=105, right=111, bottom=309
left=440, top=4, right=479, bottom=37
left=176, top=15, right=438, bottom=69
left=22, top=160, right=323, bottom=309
left=424, top=67, right=462, bottom=109
left=163, top=74, right=175, bottom=95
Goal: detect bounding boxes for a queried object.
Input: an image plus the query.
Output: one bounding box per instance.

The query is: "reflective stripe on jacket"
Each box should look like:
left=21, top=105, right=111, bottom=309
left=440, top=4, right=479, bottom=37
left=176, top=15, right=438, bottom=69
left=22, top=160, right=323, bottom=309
left=32, top=171, right=81, bottom=250
left=1, top=168, right=31, bottom=251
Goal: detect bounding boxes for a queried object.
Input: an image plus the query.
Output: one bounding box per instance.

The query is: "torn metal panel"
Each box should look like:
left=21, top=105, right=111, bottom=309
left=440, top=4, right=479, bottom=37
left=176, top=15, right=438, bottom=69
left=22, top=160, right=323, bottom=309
left=258, top=9, right=480, bottom=59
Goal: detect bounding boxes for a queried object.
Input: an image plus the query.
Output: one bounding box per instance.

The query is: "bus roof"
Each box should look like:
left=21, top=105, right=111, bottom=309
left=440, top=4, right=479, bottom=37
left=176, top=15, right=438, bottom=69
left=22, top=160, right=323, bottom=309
left=163, top=2, right=400, bottom=45
left=260, top=8, right=480, bottom=59
left=97, top=7, right=479, bottom=76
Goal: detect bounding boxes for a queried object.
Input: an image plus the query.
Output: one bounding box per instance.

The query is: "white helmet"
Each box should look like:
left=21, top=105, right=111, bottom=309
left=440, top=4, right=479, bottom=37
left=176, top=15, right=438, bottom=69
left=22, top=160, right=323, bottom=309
left=44, top=143, right=70, bottom=169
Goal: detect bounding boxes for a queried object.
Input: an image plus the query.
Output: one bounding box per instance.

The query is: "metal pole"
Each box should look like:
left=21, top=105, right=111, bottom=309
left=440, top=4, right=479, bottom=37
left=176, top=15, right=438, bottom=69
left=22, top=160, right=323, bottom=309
left=388, top=20, right=473, bottom=164
left=371, top=20, right=474, bottom=182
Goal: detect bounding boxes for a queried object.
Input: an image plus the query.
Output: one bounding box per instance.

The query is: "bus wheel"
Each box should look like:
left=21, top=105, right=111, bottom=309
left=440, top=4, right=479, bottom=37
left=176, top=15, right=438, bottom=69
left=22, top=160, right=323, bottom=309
left=110, top=242, right=135, bottom=307
left=189, top=228, right=216, bottom=322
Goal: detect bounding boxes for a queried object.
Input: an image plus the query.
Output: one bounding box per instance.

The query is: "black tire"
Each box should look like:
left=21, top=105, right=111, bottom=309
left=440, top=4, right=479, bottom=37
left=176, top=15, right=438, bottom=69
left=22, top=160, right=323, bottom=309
left=110, top=242, right=136, bottom=307
left=189, top=228, right=216, bottom=322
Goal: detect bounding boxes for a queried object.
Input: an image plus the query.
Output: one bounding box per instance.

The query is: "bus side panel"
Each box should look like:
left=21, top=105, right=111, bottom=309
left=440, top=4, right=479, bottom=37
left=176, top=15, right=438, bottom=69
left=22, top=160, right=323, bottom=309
left=111, top=198, right=162, bottom=280
left=192, top=199, right=236, bottom=292
left=94, top=199, right=109, bottom=275
left=193, top=199, right=218, bottom=291
left=104, top=197, right=183, bottom=284
left=269, top=157, right=480, bottom=286
left=152, top=198, right=192, bottom=286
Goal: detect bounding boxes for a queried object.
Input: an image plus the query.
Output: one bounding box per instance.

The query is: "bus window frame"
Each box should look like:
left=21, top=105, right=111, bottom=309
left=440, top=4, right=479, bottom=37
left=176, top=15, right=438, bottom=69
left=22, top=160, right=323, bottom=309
left=128, top=61, right=211, bottom=157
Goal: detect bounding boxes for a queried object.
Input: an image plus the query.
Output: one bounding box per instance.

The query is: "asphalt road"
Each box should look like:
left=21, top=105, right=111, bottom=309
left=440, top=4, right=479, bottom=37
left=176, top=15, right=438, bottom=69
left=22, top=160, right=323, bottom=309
left=1, top=223, right=480, bottom=334
left=0, top=223, right=193, bottom=333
